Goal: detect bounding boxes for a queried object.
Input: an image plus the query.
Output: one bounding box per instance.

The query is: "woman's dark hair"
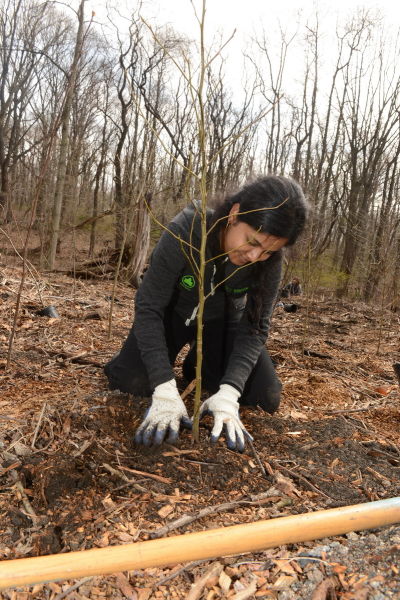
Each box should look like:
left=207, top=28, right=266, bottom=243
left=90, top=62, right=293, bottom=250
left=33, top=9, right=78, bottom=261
left=208, top=175, right=309, bottom=327
left=209, top=175, right=308, bottom=247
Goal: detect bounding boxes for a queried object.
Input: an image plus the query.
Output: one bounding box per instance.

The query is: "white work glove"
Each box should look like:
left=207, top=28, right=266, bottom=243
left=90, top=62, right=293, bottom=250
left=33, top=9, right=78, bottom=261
left=199, top=384, right=252, bottom=452
left=135, top=379, right=191, bottom=446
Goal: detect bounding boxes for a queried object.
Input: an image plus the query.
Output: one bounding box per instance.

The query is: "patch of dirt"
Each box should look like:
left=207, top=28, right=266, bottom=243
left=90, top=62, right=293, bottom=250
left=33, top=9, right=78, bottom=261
left=0, top=265, right=399, bottom=599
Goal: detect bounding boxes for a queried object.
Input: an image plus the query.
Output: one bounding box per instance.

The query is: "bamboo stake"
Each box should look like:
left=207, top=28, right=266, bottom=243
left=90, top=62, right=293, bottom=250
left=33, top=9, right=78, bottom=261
left=0, top=498, right=399, bottom=589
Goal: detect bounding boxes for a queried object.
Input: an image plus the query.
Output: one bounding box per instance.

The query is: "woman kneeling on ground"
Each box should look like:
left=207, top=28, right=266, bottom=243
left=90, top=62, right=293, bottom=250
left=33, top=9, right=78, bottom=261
left=105, top=175, right=308, bottom=451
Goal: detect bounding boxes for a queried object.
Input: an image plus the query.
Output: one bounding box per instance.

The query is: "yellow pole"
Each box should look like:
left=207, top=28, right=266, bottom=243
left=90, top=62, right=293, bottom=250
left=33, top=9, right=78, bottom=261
left=1, top=497, right=399, bottom=590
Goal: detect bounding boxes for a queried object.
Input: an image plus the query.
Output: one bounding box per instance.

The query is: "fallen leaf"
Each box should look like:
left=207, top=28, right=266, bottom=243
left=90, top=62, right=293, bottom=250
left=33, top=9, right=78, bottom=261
left=219, top=570, right=232, bottom=593
left=329, top=458, right=340, bottom=470
left=231, top=578, right=258, bottom=599
left=272, top=574, right=297, bottom=589
left=311, top=576, right=338, bottom=600
left=289, top=410, right=308, bottom=420
left=12, top=441, right=31, bottom=457
left=157, top=504, right=174, bottom=518
left=273, top=559, right=297, bottom=575
left=374, top=386, right=391, bottom=396
left=274, top=473, right=300, bottom=497
left=331, top=563, right=347, bottom=574
left=116, top=572, right=138, bottom=600
left=80, top=510, right=93, bottom=521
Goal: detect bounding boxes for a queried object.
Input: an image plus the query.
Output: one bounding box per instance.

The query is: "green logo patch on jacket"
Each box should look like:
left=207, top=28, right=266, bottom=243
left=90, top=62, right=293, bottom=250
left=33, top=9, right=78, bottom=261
left=180, top=275, right=196, bottom=290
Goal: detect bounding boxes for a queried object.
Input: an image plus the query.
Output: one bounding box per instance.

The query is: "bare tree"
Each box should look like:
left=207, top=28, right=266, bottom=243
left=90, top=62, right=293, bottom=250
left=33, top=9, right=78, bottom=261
left=47, top=0, right=91, bottom=269
left=0, top=0, right=52, bottom=221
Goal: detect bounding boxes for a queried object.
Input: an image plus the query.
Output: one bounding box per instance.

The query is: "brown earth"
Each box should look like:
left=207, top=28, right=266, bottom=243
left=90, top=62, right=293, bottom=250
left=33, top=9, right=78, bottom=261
left=0, top=264, right=399, bottom=599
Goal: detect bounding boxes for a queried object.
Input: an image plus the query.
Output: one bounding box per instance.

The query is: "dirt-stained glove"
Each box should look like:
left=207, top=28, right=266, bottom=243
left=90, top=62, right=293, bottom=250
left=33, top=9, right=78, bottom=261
left=199, top=384, right=252, bottom=452
left=135, top=379, right=191, bottom=446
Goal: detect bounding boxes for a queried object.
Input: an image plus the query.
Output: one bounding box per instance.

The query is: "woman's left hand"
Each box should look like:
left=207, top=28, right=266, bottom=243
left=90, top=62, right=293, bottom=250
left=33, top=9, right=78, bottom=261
left=199, top=384, right=252, bottom=452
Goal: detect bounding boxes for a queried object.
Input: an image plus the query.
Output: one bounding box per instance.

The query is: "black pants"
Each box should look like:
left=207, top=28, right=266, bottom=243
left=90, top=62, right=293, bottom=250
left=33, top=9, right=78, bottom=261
left=104, top=311, right=281, bottom=413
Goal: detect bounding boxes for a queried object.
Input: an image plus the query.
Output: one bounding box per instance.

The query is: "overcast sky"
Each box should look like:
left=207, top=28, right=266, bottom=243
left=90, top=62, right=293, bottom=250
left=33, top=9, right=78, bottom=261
left=89, top=0, right=399, bottom=100
left=123, top=0, right=397, bottom=93
left=142, top=0, right=400, bottom=37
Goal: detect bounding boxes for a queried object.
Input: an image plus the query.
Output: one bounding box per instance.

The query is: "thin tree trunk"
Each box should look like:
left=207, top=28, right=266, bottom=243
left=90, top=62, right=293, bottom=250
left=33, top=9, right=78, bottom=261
left=47, top=0, right=87, bottom=269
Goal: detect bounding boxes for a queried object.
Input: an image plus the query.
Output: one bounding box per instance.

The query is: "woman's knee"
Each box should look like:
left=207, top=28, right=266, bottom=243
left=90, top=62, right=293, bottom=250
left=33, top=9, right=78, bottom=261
left=257, top=385, right=281, bottom=414
left=104, top=355, right=151, bottom=396
left=240, top=376, right=282, bottom=413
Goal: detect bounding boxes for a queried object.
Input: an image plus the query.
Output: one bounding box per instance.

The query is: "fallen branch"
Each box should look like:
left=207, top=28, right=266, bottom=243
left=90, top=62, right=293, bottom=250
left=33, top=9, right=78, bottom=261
left=31, top=402, right=47, bottom=449
left=102, top=463, right=148, bottom=493
left=67, top=209, right=114, bottom=231
left=245, top=433, right=268, bottom=479
left=272, top=460, right=333, bottom=500
left=33, top=347, right=103, bottom=367
left=10, top=470, right=42, bottom=526
left=0, top=461, right=21, bottom=476
left=53, top=576, right=93, bottom=600
left=153, top=559, right=208, bottom=588
left=150, top=490, right=283, bottom=539
left=118, top=465, right=172, bottom=484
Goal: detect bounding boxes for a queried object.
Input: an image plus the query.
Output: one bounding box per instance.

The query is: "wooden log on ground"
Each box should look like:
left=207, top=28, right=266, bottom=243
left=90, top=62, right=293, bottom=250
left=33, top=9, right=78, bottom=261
left=0, top=497, right=399, bottom=589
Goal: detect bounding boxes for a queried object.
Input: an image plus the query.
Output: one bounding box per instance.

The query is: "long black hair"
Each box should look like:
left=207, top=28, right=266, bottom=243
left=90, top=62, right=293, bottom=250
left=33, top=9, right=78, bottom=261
left=209, top=175, right=307, bottom=246
left=208, top=175, right=309, bottom=325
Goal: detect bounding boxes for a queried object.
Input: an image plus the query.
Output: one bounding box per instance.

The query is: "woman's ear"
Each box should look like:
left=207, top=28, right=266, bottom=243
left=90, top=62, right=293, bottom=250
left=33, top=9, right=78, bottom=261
left=228, top=203, right=240, bottom=225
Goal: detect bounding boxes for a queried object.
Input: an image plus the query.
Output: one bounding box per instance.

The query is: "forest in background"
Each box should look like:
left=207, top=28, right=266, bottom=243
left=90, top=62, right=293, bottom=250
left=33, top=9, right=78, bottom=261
left=0, top=0, right=399, bottom=306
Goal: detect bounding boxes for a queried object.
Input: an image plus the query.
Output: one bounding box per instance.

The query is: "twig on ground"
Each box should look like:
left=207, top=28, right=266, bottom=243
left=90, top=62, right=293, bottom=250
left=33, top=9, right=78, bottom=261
left=10, top=470, right=41, bottom=526
left=118, top=465, right=172, bottom=484
left=232, top=556, right=332, bottom=567
left=153, top=559, right=209, bottom=588
left=53, top=576, right=93, bottom=600
left=31, top=401, right=47, bottom=449
left=93, top=498, right=143, bottom=526
left=365, top=466, right=391, bottom=485
left=340, top=414, right=370, bottom=432
left=272, top=460, right=333, bottom=500
left=244, top=432, right=268, bottom=479
left=359, top=441, right=400, bottom=462
left=150, top=491, right=280, bottom=539
left=324, top=406, right=375, bottom=415
left=72, top=438, right=94, bottom=458
left=0, top=461, right=21, bottom=476
left=102, top=463, right=148, bottom=493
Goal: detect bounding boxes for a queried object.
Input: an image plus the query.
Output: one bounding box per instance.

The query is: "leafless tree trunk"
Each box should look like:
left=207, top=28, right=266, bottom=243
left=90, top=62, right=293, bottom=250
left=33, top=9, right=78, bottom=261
left=47, top=0, right=88, bottom=269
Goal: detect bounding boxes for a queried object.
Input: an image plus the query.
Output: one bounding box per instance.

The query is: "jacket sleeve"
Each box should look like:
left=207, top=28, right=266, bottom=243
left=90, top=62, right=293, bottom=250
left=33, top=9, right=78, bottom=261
left=220, top=252, right=282, bottom=393
left=133, top=222, right=189, bottom=389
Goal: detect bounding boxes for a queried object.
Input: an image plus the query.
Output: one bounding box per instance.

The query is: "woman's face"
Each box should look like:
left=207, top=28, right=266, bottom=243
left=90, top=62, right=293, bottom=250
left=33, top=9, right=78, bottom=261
left=222, top=203, right=288, bottom=266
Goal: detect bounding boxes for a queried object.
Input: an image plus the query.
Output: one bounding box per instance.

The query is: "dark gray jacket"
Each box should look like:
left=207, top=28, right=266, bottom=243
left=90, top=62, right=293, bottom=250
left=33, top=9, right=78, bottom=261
left=134, top=204, right=282, bottom=393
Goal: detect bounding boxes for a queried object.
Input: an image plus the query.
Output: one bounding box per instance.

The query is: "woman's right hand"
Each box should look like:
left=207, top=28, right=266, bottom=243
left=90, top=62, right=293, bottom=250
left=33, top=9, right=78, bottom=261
left=135, top=379, right=191, bottom=446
